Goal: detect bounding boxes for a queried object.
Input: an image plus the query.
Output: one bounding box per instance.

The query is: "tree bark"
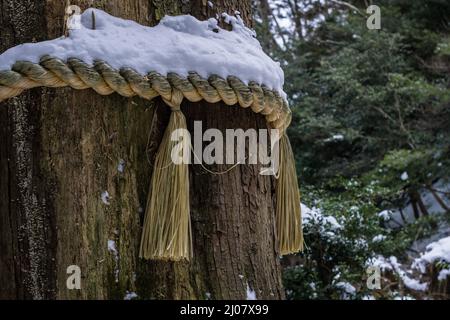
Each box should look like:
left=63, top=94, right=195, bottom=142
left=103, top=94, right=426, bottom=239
left=0, top=0, right=284, bottom=300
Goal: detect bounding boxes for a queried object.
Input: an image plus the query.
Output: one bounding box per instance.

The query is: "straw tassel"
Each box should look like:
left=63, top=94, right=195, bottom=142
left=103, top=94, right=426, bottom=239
left=276, top=133, right=303, bottom=255
left=139, top=90, right=192, bottom=261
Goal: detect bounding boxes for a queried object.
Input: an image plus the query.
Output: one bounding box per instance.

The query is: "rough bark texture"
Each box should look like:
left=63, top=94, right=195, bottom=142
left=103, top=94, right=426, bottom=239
left=0, top=0, right=284, bottom=300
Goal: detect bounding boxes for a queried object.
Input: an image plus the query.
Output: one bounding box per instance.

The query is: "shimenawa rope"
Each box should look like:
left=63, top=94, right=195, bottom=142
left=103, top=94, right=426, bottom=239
left=0, top=55, right=303, bottom=261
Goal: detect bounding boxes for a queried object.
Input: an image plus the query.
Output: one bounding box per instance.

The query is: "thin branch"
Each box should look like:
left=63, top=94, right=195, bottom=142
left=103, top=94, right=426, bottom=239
left=287, top=0, right=303, bottom=41
left=371, top=105, right=396, bottom=124
left=271, top=13, right=290, bottom=50
left=257, top=0, right=286, bottom=53
left=315, top=38, right=347, bottom=46
left=329, top=0, right=365, bottom=16
left=427, top=186, right=450, bottom=212
left=426, top=186, right=450, bottom=196
left=394, top=93, right=416, bottom=149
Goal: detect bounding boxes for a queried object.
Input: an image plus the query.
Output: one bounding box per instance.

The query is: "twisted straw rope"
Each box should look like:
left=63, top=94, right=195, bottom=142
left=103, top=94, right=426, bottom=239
left=0, top=55, right=292, bottom=132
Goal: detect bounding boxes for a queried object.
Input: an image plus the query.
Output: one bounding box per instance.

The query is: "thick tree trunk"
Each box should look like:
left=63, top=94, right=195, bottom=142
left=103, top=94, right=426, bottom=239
left=0, top=0, right=284, bottom=300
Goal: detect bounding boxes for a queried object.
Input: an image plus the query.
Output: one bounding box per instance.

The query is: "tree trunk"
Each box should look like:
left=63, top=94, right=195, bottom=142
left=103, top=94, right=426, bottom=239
left=414, top=191, right=429, bottom=217
left=0, top=0, right=284, bottom=300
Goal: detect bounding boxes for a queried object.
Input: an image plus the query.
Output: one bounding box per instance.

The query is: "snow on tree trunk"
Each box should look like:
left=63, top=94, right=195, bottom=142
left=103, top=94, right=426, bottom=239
left=0, top=0, right=284, bottom=299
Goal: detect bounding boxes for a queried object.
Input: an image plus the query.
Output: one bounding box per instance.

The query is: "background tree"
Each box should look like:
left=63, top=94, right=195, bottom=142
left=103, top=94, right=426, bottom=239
left=254, top=0, right=450, bottom=299
left=0, top=0, right=284, bottom=300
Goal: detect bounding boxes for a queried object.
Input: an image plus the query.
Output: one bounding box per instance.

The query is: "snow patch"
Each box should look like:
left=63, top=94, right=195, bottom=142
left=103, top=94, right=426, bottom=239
left=394, top=295, right=415, bottom=300
left=302, top=203, right=342, bottom=231
left=400, top=172, right=409, bottom=181
left=335, top=282, right=356, bottom=300
left=420, top=236, right=450, bottom=264
left=413, top=236, right=450, bottom=274
left=372, top=234, right=387, bottom=243
left=101, top=191, right=110, bottom=205
left=107, top=239, right=119, bottom=283
left=246, top=284, right=257, bottom=300
left=378, top=210, right=392, bottom=221
left=438, top=269, right=450, bottom=281
left=367, top=255, right=428, bottom=292
left=325, top=134, right=344, bottom=142
left=107, top=239, right=118, bottom=255
left=389, top=256, right=428, bottom=291
left=124, top=291, right=138, bottom=300
left=367, top=255, right=393, bottom=272
left=117, top=159, right=125, bottom=173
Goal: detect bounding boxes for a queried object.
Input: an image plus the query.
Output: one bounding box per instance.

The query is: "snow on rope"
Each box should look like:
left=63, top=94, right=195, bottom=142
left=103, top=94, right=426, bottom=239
left=0, top=9, right=291, bottom=130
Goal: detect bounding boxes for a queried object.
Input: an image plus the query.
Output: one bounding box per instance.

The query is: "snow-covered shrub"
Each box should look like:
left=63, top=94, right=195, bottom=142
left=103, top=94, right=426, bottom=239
left=283, top=184, right=387, bottom=300
left=283, top=182, right=450, bottom=300
left=412, top=237, right=450, bottom=296
left=362, top=237, right=450, bottom=300
left=414, top=236, right=450, bottom=275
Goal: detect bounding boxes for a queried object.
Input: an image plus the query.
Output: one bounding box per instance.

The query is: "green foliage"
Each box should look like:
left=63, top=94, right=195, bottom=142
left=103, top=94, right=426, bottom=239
left=436, top=38, right=450, bottom=56
left=283, top=185, right=443, bottom=300
left=276, top=2, right=450, bottom=185
left=255, top=0, right=450, bottom=300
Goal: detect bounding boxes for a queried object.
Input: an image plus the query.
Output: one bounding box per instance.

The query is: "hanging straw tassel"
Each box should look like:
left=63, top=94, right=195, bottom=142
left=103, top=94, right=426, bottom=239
left=139, top=90, right=192, bottom=261
left=276, top=133, right=303, bottom=255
